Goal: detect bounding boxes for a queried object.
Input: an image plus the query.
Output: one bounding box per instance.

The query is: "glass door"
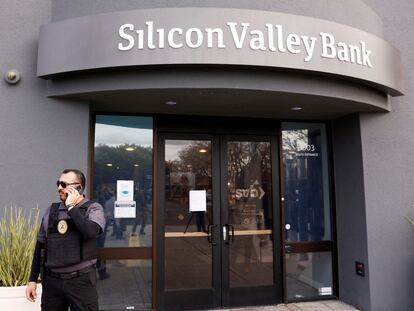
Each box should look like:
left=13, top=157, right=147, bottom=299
left=157, top=134, right=221, bottom=311
left=221, top=136, right=282, bottom=307
left=156, top=134, right=281, bottom=310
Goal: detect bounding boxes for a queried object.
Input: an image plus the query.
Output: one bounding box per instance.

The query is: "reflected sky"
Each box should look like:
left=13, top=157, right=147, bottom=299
left=165, top=140, right=192, bottom=162
left=165, top=140, right=211, bottom=162
left=95, top=124, right=153, bottom=147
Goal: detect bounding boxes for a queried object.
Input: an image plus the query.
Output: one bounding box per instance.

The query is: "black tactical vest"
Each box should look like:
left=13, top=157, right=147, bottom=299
left=45, top=201, right=97, bottom=269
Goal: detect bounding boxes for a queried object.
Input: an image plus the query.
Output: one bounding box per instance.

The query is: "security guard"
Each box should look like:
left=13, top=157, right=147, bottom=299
left=26, top=169, right=105, bottom=311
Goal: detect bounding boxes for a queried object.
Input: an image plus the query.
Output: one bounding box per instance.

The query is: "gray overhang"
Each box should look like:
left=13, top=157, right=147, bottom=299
left=37, top=8, right=404, bottom=118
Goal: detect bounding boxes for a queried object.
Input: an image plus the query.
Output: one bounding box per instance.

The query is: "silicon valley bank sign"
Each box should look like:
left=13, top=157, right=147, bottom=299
left=37, top=8, right=402, bottom=95
left=119, top=22, right=373, bottom=67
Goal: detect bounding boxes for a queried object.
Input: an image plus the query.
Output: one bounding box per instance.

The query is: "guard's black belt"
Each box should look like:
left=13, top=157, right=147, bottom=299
left=45, top=265, right=94, bottom=280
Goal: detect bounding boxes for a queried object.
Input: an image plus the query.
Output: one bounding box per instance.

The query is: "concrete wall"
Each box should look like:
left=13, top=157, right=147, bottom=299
left=359, top=1, right=414, bottom=310
left=50, top=0, right=383, bottom=37
left=0, top=1, right=90, bottom=214
left=332, top=114, right=371, bottom=310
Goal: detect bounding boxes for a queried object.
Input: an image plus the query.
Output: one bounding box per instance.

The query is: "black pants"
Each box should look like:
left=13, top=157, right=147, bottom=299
left=41, top=270, right=98, bottom=311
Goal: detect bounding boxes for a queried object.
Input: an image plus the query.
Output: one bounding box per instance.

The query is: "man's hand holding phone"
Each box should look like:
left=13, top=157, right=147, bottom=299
left=65, top=185, right=83, bottom=208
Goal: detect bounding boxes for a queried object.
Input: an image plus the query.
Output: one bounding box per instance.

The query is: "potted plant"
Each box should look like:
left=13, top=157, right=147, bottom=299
left=0, top=206, right=41, bottom=310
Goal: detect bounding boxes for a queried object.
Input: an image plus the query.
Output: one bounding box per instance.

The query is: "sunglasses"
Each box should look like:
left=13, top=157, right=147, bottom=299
left=56, top=180, right=80, bottom=188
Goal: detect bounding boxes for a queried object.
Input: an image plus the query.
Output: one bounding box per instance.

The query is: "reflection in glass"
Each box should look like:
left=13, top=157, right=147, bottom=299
left=227, top=141, right=274, bottom=287
left=93, top=115, right=153, bottom=248
left=97, top=260, right=151, bottom=310
left=282, top=123, right=331, bottom=242
left=164, top=140, right=213, bottom=289
left=286, top=252, right=333, bottom=299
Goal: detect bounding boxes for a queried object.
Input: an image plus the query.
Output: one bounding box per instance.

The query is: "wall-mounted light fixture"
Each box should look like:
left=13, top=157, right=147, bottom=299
left=4, top=69, right=21, bottom=84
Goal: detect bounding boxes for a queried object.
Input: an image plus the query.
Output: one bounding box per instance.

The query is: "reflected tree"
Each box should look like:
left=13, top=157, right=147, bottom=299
left=93, top=143, right=153, bottom=203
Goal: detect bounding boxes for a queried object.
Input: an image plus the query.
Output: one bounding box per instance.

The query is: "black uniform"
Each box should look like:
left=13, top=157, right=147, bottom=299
left=29, top=199, right=105, bottom=311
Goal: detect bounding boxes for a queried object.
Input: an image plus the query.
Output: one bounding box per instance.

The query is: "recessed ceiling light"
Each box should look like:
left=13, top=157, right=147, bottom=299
left=106, top=163, right=113, bottom=167
left=199, top=148, right=208, bottom=153
left=134, top=164, right=140, bottom=167
left=290, top=107, right=303, bottom=111
left=165, top=101, right=177, bottom=105
left=125, top=147, right=135, bottom=152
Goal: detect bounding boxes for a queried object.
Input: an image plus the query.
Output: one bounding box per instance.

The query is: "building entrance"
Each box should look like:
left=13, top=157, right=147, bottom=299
left=91, top=115, right=335, bottom=310
left=156, top=132, right=282, bottom=310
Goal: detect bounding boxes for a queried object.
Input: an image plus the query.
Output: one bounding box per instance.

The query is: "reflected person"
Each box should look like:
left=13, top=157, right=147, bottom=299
left=132, top=189, right=147, bottom=235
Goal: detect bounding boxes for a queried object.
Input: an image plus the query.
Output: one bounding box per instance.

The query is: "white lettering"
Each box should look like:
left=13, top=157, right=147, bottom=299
left=265, top=24, right=277, bottom=52
left=250, top=186, right=258, bottom=198
left=349, top=44, right=362, bottom=65
left=235, top=189, right=242, bottom=199
left=118, top=24, right=134, bottom=51
left=301, top=35, right=317, bottom=61
left=274, top=25, right=286, bottom=52
left=117, top=22, right=373, bottom=69
left=286, top=34, right=301, bottom=54
left=205, top=28, right=225, bottom=48
left=227, top=22, right=249, bottom=49
left=320, top=32, right=336, bottom=59
left=249, top=30, right=266, bottom=51
left=186, top=28, right=203, bottom=48
left=360, top=41, right=373, bottom=67
left=337, top=42, right=349, bottom=62
left=157, top=28, right=165, bottom=49
left=168, top=28, right=183, bottom=49
left=146, top=21, right=156, bottom=49
left=136, top=29, right=144, bottom=49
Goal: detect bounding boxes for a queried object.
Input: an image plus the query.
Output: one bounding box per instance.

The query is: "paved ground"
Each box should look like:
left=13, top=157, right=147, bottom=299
left=210, top=300, right=359, bottom=311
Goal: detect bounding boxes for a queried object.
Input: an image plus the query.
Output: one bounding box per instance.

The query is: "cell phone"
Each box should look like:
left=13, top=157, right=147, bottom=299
left=75, top=185, right=83, bottom=195
left=65, top=185, right=83, bottom=198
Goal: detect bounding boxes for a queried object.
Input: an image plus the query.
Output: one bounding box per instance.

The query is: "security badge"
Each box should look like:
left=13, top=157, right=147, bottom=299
left=57, top=219, right=68, bottom=234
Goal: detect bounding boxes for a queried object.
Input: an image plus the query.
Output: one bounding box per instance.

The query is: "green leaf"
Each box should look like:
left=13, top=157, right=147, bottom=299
left=0, top=205, right=39, bottom=286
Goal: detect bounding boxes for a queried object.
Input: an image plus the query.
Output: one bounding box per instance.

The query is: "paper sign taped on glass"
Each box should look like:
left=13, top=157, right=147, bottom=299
left=189, top=190, right=207, bottom=212
left=114, top=201, right=136, bottom=218
left=117, top=180, right=134, bottom=201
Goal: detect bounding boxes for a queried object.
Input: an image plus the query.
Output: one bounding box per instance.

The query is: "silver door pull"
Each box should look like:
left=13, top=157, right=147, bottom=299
left=223, top=226, right=227, bottom=241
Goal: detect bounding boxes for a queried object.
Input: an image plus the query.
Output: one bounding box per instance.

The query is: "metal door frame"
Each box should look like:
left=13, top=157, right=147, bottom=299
left=156, top=133, right=222, bottom=311
left=220, top=134, right=282, bottom=308
left=156, top=129, right=282, bottom=310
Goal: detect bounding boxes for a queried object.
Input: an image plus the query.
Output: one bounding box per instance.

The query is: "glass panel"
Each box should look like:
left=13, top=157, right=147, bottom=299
left=97, top=260, right=151, bottom=310
left=286, top=252, right=333, bottom=299
left=227, top=141, right=274, bottom=287
left=93, top=115, right=153, bottom=247
left=164, top=140, right=213, bottom=289
left=282, top=123, right=331, bottom=242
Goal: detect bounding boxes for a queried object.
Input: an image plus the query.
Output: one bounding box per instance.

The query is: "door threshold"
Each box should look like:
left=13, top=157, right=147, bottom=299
left=205, top=300, right=359, bottom=310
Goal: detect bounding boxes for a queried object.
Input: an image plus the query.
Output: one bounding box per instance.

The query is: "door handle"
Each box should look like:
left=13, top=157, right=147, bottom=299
left=207, top=224, right=217, bottom=246
left=223, top=224, right=234, bottom=245
left=223, top=225, right=228, bottom=243
left=284, top=244, right=292, bottom=253
left=229, top=225, right=235, bottom=244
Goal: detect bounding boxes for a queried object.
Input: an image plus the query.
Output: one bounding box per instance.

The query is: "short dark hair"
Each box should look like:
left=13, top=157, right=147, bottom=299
left=61, top=169, right=86, bottom=189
